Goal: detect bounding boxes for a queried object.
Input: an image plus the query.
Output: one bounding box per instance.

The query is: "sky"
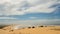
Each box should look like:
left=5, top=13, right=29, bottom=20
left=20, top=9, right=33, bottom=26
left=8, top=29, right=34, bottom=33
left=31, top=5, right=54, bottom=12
left=0, top=0, right=60, bottom=25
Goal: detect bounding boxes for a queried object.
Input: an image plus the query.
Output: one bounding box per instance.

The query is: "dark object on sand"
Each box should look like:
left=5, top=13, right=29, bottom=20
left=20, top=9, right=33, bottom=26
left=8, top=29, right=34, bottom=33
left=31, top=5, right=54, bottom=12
left=28, top=27, right=31, bottom=29
left=32, top=26, right=35, bottom=28
left=39, top=25, right=44, bottom=27
left=11, top=30, right=14, bottom=31
left=9, top=30, right=14, bottom=32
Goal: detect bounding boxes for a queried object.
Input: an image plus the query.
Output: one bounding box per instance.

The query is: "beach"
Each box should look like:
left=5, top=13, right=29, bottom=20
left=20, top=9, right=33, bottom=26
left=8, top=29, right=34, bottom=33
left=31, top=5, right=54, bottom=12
left=0, top=25, right=60, bottom=34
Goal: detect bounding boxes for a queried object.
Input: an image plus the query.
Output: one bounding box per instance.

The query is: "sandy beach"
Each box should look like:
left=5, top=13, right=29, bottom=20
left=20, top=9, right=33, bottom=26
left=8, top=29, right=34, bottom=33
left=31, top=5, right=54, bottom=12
left=0, top=25, right=60, bottom=34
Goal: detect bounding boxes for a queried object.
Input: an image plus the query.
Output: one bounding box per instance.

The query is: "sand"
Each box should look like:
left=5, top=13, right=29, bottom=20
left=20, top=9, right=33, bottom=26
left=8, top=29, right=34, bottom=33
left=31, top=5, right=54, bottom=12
left=0, top=25, right=60, bottom=34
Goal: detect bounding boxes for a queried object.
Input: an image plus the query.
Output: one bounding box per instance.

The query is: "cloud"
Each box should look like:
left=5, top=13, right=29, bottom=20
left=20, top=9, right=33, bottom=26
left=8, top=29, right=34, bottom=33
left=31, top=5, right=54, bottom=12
left=0, top=17, right=17, bottom=19
left=29, top=17, right=37, bottom=19
left=0, top=0, right=60, bottom=15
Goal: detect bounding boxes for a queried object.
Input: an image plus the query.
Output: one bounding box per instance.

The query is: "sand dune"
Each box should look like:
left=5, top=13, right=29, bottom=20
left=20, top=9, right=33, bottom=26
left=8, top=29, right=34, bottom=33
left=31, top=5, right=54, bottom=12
left=0, top=25, right=60, bottom=34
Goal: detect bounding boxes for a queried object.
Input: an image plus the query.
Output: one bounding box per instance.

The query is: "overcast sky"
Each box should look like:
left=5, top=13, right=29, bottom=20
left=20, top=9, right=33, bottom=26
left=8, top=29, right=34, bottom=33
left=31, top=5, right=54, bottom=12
left=0, top=0, right=60, bottom=25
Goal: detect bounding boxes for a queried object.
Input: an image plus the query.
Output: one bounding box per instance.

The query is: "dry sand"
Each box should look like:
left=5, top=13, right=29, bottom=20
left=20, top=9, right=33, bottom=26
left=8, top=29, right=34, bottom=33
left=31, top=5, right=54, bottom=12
left=0, top=25, right=60, bottom=34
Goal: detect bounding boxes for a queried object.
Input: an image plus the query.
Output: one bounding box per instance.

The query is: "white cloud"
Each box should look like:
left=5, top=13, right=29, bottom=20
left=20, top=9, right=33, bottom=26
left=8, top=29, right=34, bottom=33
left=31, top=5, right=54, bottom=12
left=29, top=17, right=37, bottom=19
left=0, top=0, right=60, bottom=15
left=0, top=17, right=17, bottom=19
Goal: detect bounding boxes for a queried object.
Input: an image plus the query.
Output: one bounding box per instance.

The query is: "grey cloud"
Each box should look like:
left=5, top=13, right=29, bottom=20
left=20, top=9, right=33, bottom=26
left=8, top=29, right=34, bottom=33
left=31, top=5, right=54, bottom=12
left=0, top=0, right=60, bottom=15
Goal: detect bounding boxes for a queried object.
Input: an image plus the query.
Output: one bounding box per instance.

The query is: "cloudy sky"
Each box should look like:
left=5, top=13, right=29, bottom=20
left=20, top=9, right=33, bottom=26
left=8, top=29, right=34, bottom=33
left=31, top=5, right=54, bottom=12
left=0, top=0, right=60, bottom=25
